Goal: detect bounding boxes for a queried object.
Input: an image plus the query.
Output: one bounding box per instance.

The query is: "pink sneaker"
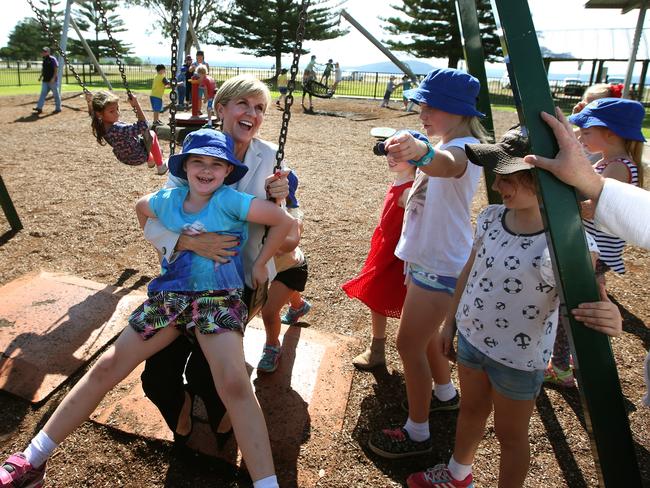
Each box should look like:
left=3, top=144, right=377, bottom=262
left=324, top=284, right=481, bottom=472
left=0, top=453, right=46, bottom=488
left=407, top=463, right=474, bottom=488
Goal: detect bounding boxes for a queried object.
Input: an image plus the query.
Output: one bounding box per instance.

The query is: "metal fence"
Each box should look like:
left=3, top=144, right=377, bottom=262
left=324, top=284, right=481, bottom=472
left=1, top=60, right=648, bottom=111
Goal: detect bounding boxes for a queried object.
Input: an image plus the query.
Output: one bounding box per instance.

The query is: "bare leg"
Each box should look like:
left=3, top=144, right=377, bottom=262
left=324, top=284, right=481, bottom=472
left=396, top=283, right=452, bottom=423
left=370, top=310, right=387, bottom=339
left=44, top=326, right=180, bottom=443
left=195, top=330, right=274, bottom=482
left=261, top=281, right=293, bottom=347
left=288, top=291, right=305, bottom=310
left=493, top=390, right=536, bottom=488
left=452, top=364, right=493, bottom=464
left=352, top=310, right=387, bottom=369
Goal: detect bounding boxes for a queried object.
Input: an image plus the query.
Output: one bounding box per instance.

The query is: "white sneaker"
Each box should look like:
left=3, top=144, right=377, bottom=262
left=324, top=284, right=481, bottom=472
left=156, top=163, right=168, bottom=175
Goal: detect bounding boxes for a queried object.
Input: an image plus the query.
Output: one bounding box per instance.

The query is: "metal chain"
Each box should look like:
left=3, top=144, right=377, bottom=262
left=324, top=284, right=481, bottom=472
left=95, top=0, right=133, bottom=102
left=275, top=0, right=310, bottom=171
left=168, top=0, right=180, bottom=157
left=27, top=0, right=91, bottom=95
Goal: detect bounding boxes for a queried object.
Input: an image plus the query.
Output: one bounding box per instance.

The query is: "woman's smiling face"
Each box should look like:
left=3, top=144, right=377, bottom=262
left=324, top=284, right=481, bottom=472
left=217, top=93, right=267, bottom=148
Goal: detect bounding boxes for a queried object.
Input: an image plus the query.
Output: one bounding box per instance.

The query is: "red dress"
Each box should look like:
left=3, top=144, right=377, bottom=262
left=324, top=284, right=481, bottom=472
left=342, top=180, right=413, bottom=318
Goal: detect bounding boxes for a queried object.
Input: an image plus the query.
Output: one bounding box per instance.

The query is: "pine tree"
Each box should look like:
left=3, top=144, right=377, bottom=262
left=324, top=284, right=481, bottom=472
left=69, top=0, right=131, bottom=61
left=212, top=0, right=347, bottom=75
left=382, top=0, right=501, bottom=69
left=0, top=18, right=49, bottom=60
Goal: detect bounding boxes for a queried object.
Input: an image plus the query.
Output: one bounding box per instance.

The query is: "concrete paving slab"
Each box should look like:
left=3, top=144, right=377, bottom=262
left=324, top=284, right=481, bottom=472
left=0, top=271, right=144, bottom=403
left=91, top=317, right=358, bottom=486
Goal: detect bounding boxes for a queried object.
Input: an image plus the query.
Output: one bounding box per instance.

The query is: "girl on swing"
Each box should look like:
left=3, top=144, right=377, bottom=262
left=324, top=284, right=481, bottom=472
left=86, top=90, right=168, bottom=175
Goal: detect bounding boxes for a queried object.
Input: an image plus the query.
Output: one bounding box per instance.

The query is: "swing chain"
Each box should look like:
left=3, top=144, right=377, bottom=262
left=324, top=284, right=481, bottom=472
left=168, top=0, right=180, bottom=157
left=27, top=0, right=91, bottom=95
left=275, top=0, right=310, bottom=171
left=95, top=0, right=133, bottom=104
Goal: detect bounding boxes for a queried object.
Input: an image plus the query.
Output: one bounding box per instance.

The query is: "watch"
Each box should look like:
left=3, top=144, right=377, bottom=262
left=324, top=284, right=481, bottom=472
left=409, top=141, right=436, bottom=167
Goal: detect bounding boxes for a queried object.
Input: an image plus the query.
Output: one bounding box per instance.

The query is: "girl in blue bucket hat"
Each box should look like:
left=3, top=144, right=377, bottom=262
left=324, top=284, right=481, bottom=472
left=367, top=68, right=489, bottom=462
left=543, top=98, right=645, bottom=389
left=1, top=129, right=294, bottom=488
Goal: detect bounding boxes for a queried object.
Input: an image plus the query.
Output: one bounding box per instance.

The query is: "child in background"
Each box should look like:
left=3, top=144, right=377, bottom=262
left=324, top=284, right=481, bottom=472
left=189, top=50, right=209, bottom=107
left=380, top=76, right=398, bottom=108
left=195, top=65, right=217, bottom=127
left=330, top=62, right=342, bottom=94
left=302, top=55, right=317, bottom=112
left=258, top=171, right=311, bottom=373
left=401, top=75, right=413, bottom=111
left=87, top=90, right=168, bottom=175
left=405, top=128, right=612, bottom=488
left=343, top=149, right=415, bottom=370
left=150, top=64, right=170, bottom=126
left=321, top=59, right=334, bottom=85
left=544, top=97, right=644, bottom=388
left=276, top=68, right=288, bottom=108
left=368, top=68, right=489, bottom=459
left=573, top=82, right=624, bottom=116
left=180, top=55, right=193, bottom=109
left=0, top=130, right=294, bottom=488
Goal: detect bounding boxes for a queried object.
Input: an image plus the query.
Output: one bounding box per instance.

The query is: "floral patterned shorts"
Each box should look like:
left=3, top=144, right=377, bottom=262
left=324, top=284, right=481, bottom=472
left=128, top=289, right=247, bottom=340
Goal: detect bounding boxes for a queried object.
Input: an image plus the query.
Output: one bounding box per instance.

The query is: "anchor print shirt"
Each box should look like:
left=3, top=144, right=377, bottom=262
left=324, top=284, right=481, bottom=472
left=456, top=205, right=598, bottom=371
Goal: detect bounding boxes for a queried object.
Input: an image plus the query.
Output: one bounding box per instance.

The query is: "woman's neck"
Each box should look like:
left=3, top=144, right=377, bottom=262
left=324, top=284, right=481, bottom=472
left=234, top=141, right=250, bottom=161
left=506, top=205, right=544, bottom=235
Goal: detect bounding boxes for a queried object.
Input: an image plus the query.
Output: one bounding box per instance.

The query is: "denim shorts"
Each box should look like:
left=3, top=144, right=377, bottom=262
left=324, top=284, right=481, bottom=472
left=150, top=96, right=163, bottom=113
left=407, top=263, right=457, bottom=295
left=456, top=332, right=543, bottom=401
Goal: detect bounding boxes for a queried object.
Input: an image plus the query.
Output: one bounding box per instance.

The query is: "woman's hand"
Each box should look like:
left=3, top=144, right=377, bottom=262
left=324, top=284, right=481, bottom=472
left=383, top=131, right=427, bottom=164
left=177, top=232, right=238, bottom=263
left=441, top=319, right=457, bottom=362
left=265, top=169, right=290, bottom=202
left=251, top=261, right=268, bottom=289
left=572, top=282, right=623, bottom=337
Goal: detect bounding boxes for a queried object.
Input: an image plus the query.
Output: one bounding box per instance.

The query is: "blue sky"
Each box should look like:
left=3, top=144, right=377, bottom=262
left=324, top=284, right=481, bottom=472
left=2, top=0, right=646, bottom=74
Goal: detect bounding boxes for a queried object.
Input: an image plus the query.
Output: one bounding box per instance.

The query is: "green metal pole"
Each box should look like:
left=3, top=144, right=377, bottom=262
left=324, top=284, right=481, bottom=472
left=0, top=175, right=22, bottom=232
left=455, top=0, right=500, bottom=204
left=490, top=1, right=641, bottom=486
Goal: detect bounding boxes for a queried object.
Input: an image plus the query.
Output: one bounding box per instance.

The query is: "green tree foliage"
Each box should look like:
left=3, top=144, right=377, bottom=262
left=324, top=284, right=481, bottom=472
left=69, top=0, right=132, bottom=61
left=382, top=0, right=501, bottom=69
left=212, top=0, right=347, bottom=75
left=123, top=0, right=228, bottom=55
left=0, top=18, right=49, bottom=60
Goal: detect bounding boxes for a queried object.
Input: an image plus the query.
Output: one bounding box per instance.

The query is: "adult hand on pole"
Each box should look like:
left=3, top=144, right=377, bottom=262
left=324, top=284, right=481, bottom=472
left=572, top=282, right=623, bottom=337
left=523, top=107, right=605, bottom=201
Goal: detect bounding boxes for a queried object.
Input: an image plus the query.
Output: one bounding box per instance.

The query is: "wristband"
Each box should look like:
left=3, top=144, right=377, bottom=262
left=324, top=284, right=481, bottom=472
left=408, top=141, right=436, bottom=167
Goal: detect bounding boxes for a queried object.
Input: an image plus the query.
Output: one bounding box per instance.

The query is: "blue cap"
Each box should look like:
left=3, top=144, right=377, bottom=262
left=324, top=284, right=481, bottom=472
left=287, top=171, right=299, bottom=208
left=402, top=68, right=484, bottom=117
left=568, top=97, right=646, bottom=142
left=168, top=129, right=248, bottom=184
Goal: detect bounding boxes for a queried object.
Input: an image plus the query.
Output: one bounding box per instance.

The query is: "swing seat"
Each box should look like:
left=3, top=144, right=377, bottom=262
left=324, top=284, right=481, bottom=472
left=305, top=80, right=334, bottom=99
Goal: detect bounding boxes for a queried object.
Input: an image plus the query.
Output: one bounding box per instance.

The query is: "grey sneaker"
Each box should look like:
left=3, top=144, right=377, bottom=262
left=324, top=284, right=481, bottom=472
left=281, top=300, right=312, bottom=325
left=368, top=427, right=432, bottom=459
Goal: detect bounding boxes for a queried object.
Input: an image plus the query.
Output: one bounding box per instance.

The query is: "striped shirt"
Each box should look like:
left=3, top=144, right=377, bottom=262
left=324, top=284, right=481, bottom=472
left=103, top=120, right=149, bottom=165
left=583, top=158, right=639, bottom=274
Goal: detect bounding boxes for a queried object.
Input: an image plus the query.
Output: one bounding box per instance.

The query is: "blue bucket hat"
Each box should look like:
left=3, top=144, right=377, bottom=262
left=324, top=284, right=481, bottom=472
left=168, top=129, right=248, bottom=185
left=287, top=171, right=299, bottom=208
left=568, top=97, right=646, bottom=142
left=402, top=68, right=484, bottom=117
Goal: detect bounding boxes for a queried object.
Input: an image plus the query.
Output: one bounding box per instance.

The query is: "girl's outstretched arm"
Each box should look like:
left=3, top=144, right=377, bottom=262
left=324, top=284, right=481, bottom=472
left=128, top=94, right=148, bottom=123
left=383, top=131, right=468, bottom=178
left=245, top=200, right=294, bottom=288
left=572, top=282, right=622, bottom=337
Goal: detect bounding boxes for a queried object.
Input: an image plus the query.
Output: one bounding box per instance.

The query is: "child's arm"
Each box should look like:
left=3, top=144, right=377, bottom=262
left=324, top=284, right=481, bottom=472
left=135, top=194, right=156, bottom=229
left=384, top=132, right=469, bottom=178
left=245, top=200, right=295, bottom=288
left=582, top=160, right=633, bottom=219
left=85, top=92, right=93, bottom=116
left=441, top=247, right=477, bottom=361
left=128, top=94, right=147, bottom=123
left=277, top=218, right=302, bottom=254
left=572, top=282, right=622, bottom=337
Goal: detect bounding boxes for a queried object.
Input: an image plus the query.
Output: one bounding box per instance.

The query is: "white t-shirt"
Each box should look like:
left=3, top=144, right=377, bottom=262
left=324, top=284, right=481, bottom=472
left=395, top=136, right=481, bottom=277
left=456, top=205, right=598, bottom=371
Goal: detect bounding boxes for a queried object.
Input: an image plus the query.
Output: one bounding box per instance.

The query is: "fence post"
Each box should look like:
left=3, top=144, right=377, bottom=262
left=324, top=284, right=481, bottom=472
left=16, top=61, right=21, bottom=87
left=373, top=72, right=378, bottom=99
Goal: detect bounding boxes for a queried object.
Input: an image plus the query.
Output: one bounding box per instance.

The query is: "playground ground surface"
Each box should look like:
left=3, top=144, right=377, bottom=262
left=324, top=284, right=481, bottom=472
left=0, top=92, right=648, bottom=487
